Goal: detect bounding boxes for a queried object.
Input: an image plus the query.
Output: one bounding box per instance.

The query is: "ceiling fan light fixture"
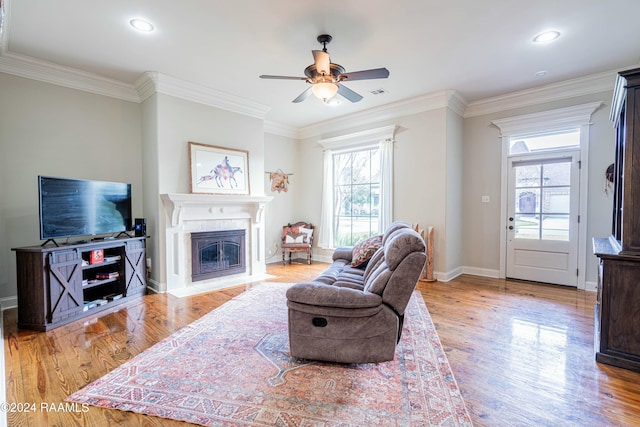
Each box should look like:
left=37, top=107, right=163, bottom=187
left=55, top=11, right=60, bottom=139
left=312, top=82, right=338, bottom=102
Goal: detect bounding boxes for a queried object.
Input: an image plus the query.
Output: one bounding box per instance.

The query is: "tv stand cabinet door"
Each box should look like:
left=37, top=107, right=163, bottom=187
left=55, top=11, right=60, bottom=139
left=46, top=250, right=83, bottom=325
left=124, top=239, right=146, bottom=296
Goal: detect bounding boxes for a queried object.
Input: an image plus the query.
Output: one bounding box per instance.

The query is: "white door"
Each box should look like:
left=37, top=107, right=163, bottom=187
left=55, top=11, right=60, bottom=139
left=506, top=152, right=580, bottom=286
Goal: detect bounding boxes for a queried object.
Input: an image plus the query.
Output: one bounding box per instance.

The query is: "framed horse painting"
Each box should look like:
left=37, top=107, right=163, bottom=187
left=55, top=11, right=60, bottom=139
left=189, top=142, right=250, bottom=195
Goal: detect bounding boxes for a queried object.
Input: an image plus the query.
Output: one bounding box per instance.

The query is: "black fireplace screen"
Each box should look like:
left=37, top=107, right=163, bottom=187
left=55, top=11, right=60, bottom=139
left=191, top=229, right=246, bottom=282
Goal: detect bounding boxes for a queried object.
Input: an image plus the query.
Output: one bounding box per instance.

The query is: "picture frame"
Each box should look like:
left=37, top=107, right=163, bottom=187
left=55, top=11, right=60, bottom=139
left=189, top=142, right=250, bottom=195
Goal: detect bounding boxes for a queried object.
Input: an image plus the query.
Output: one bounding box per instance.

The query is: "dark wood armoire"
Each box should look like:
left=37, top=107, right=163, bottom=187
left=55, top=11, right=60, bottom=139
left=593, top=67, right=640, bottom=372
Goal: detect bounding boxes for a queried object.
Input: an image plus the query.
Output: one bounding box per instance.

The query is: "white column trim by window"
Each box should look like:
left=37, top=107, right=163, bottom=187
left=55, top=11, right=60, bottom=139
left=318, top=149, right=334, bottom=249
left=492, top=102, right=602, bottom=290
left=379, top=138, right=394, bottom=232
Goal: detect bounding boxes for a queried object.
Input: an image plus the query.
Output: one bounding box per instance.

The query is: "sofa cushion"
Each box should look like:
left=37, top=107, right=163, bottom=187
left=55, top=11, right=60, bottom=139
left=332, top=247, right=354, bottom=262
left=286, top=282, right=382, bottom=309
left=351, top=234, right=383, bottom=268
left=381, top=221, right=410, bottom=244
left=385, top=229, right=426, bottom=270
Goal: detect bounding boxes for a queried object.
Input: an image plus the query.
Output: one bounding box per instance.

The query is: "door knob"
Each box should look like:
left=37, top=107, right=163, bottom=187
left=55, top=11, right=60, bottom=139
left=508, top=226, right=514, bottom=230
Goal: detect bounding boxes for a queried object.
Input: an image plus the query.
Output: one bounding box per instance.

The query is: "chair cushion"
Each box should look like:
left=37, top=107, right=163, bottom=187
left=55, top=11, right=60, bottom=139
left=350, top=234, right=383, bottom=268
left=285, top=234, right=306, bottom=243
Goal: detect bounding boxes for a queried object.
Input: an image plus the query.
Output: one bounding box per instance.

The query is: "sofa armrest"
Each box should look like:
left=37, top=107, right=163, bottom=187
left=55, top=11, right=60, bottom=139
left=286, top=282, right=381, bottom=309
left=332, top=246, right=353, bottom=262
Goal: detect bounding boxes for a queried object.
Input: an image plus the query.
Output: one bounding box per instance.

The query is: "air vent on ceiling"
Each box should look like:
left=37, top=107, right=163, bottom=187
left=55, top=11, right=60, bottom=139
left=370, top=88, right=388, bottom=95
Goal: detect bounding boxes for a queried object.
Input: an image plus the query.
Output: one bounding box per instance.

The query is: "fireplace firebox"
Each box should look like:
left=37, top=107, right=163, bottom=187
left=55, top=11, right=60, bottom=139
left=191, top=230, right=246, bottom=282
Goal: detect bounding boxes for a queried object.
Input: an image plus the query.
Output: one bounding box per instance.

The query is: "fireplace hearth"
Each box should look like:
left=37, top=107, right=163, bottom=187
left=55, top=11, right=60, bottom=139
left=191, top=230, right=246, bottom=282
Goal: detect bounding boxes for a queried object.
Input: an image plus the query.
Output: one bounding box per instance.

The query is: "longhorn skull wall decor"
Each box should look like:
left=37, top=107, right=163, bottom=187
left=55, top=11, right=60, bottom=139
left=266, top=169, right=293, bottom=193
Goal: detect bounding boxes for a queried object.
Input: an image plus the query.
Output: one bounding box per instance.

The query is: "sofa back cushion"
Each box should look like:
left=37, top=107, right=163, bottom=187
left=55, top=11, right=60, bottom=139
left=363, top=228, right=426, bottom=314
left=384, top=229, right=426, bottom=270
left=381, top=221, right=411, bottom=245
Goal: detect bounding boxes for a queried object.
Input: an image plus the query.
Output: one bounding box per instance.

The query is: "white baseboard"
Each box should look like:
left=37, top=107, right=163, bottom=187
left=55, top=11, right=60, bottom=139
left=462, top=266, right=500, bottom=278
left=434, top=267, right=464, bottom=282
left=146, top=279, right=164, bottom=293
left=584, top=281, right=597, bottom=292
left=0, top=296, right=17, bottom=310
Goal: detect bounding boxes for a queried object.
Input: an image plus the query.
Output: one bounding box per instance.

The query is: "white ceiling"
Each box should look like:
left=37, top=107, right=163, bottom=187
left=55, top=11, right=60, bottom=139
left=2, top=0, right=640, bottom=129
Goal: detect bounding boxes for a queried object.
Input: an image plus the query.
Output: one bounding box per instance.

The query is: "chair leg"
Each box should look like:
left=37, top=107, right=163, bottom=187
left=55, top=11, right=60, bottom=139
left=282, top=250, right=286, bottom=265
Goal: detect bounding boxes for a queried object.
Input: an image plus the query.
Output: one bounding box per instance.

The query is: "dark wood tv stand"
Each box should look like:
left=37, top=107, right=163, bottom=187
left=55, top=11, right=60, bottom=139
left=12, top=236, right=147, bottom=331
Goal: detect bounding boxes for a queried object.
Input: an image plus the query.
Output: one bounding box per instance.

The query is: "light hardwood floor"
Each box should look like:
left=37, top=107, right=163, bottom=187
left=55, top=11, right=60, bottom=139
left=3, top=262, right=640, bottom=426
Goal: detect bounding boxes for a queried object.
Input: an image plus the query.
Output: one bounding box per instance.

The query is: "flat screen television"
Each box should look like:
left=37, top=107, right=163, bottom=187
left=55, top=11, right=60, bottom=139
left=38, top=176, right=132, bottom=241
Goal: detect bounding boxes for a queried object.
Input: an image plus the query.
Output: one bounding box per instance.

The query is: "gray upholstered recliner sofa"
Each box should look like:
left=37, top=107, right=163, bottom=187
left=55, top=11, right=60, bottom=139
left=285, top=222, right=426, bottom=363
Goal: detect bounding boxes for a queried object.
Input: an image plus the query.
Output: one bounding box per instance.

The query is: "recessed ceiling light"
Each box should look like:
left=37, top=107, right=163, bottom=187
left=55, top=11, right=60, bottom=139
left=130, top=18, right=155, bottom=32
left=535, top=70, right=548, bottom=77
left=533, top=30, right=560, bottom=43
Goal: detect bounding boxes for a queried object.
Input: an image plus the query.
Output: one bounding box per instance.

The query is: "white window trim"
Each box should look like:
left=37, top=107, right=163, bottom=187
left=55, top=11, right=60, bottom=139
left=318, top=125, right=397, bottom=151
left=492, top=102, right=602, bottom=290
left=318, top=125, right=396, bottom=248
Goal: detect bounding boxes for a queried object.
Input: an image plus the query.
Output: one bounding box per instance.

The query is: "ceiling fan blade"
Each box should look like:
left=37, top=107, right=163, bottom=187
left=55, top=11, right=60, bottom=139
left=292, top=87, right=313, bottom=103
left=338, top=68, right=390, bottom=81
left=312, top=50, right=331, bottom=75
left=259, top=75, right=308, bottom=80
left=337, top=84, right=363, bottom=103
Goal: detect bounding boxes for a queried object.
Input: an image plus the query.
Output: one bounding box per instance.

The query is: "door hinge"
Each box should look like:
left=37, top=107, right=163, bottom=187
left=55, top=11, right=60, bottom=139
left=577, top=215, right=580, bottom=223
left=578, top=160, right=582, bottom=169
left=577, top=268, right=579, bottom=276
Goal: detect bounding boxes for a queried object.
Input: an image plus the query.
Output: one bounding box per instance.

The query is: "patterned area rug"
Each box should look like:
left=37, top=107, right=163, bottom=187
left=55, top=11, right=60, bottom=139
left=67, top=283, right=473, bottom=426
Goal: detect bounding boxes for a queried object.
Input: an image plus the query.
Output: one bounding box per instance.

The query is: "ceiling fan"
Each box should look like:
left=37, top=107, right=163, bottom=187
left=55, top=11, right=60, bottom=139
left=260, top=34, right=390, bottom=103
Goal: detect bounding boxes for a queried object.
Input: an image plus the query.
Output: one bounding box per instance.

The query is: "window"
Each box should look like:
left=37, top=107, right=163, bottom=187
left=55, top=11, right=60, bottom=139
left=509, top=130, right=580, bottom=155
left=332, top=147, right=380, bottom=246
left=509, top=130, right=579, bottom=242
left=512, top=158, right=572, bottom=241
left=318, top=125, right=396, bottom=249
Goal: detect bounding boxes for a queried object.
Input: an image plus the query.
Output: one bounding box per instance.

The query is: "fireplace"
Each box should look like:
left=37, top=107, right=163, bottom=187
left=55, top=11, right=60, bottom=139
left=191, top=230, right=246, bottom=281
left=160, top=193, right=273, bottom=295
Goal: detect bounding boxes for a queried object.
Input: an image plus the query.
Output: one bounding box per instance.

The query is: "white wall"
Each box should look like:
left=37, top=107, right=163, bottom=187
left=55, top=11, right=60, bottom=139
left=444, top=108, right=464, bottom=275
left=0, top=73, right=143, bottom=300
left=264, top=132, right=300, bottom=264
left=146, top=93, right=266, bottom=289
left=462, top=91, right=616, bottom=284
left=297, top=107, right=457, bottom=274
left=140, top=93, right=160, bottom=288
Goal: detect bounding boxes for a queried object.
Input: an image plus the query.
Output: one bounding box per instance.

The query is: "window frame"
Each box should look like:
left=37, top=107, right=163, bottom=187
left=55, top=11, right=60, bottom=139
left=317, top=125, right=396, bottom=249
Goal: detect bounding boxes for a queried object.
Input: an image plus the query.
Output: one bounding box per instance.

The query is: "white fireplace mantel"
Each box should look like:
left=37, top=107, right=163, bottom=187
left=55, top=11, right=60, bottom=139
left=161, top=193, right=273, bottom=227
left=160, top=193, right=273, bottom=296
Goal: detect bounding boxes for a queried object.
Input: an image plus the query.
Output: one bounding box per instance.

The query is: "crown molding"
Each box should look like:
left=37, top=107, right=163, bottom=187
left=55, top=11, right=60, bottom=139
left=464, top=70, right=618, bottom=118
left=0, top=53, right=271, bottom=120
left=134, top=72, right=271, bottom=120
left=263, top=120, right=298, bottom=139
left=298, top=90, right=466, bottom=140
left=447, top=90, right=467, bottom=117
left=491, top=101, right=603, bottom=137
left=0, top=52, right=140, bottom=102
